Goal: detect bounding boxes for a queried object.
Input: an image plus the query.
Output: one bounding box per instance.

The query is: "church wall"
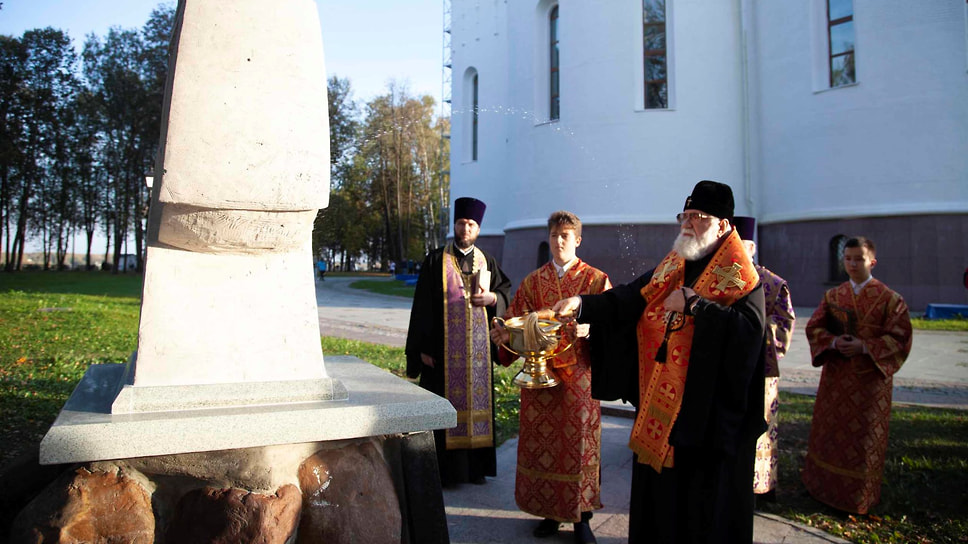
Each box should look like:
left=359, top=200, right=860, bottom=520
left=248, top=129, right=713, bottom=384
left=451, top=0, right=755, bottom=242
left=501, top=223, right=680, bottom=293
left=498, top=213, right=968, bottom=311
left=449, top=0, right=510, bottom=240
left=752, top=0, right=968, bottom=224
left=474, top=234, right=505, bottom=269
left=449, top=0, right=968, bottom=309
left=758, top=214, right=968, bottom=312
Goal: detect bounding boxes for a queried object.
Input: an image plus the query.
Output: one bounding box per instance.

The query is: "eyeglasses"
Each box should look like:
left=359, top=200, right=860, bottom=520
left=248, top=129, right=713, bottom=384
left=676, top=212, right=713, bottom=225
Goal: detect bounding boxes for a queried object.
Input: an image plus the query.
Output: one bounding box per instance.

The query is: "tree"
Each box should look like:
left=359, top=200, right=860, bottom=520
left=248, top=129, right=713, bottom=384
left=0, top=3, right=173, bottom=272
left=83, top=29, right=141, bottom=272
left=81, top=3, right=172, bottom=273
left=314, top=76, right=365, bottom=267
left=7, top=28, right=77, bottom=271
left=0, top=35, right=26, bottom=269
left=312, top=79, right=450, bottom=271
left=360, top=83, right=448, bottom=267
left=70, top=90, right=103, bottom=269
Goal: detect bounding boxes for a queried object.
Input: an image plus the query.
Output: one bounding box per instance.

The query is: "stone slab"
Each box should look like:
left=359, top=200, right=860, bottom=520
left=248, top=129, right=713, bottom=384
left=112, top=373, right=347, bottom=414
left=39, top=356, right=456, bottom=465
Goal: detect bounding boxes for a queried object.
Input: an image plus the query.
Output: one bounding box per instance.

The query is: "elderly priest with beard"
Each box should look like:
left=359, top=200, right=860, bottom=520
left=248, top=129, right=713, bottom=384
left=553, top=180, right=767, bottom=544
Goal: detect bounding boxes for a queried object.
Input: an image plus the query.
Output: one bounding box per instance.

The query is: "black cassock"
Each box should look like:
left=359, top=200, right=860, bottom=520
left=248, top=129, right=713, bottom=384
left=582, top=251, right=766, bottom=544
left=405, top=244, right=511, bottom=486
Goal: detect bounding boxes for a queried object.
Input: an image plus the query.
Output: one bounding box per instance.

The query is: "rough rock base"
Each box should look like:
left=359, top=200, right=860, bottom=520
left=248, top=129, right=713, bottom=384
left=8, top=432, right=447, bottom=544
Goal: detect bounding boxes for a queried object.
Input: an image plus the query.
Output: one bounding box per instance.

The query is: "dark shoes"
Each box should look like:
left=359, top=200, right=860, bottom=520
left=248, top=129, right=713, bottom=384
left=532, top=518, right=596, bottom=543
left=470, top=475, right=487, bottom=485
left=573, top=520, right=597, bottom=544
left=533, top=518, right=560, bottom=538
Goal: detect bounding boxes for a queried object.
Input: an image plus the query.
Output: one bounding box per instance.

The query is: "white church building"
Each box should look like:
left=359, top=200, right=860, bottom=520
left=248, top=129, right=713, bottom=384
left=447, top=0, right=968, bottom=311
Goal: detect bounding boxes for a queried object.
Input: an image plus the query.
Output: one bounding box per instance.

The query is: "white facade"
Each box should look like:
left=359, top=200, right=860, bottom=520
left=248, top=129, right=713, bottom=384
left=753, top=0, right=968, bottom=223
left=449, top=0, right=968, bottom=309
left=452, top=0, right=753, bottom=235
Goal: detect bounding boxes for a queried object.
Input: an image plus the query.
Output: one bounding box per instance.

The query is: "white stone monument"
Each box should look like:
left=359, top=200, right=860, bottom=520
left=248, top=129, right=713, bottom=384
left=39, top=0, right=454, bottom=464
left=24, top=3, right=454, bottom=538
left=120, top=0, right=333, bottom=406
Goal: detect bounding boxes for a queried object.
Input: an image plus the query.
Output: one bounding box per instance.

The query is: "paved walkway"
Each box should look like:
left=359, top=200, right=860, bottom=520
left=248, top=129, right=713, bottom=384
left=315, top=276, right=968, bottom=543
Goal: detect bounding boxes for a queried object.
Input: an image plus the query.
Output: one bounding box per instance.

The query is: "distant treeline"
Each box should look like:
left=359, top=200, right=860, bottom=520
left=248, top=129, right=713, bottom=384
left=1, top=4, right=174, bottom=272
left=1, top=4, right=450, bottom=274
left=315, top=77, right=450, bottom=273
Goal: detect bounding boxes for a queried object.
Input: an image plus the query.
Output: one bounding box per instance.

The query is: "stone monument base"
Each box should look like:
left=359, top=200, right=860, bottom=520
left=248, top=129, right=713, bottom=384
left=10, top=433, right=448, bottom=544
left=13, top=356, right=455, bottom=543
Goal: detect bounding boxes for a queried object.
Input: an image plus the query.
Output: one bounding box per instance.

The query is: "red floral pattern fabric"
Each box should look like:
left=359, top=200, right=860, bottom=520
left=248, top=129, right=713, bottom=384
left=499, top=260, right=610, bottom=522
left=802, top=279, right=912, bottom=513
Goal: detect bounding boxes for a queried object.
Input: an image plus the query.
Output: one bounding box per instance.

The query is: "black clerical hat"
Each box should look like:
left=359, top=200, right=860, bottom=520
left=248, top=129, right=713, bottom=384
left=454, top=197, right=486, bottom=225
left=733, top=216, right=756, bottom=241
left=683, top=180, right=734, bottom=220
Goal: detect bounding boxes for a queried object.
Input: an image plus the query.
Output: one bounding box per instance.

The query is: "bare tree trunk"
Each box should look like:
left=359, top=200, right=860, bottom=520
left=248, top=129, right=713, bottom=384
left=12, top=184, right=28, bottom=271
left=103, top=226, right=111, bottom=271
left=0, top=166, right=8, bottom=269
left=135, top=180, right=145, bottom=272
left=85, top=229, right=94, bottom=270
left=13, top=229, right=24, bottom=270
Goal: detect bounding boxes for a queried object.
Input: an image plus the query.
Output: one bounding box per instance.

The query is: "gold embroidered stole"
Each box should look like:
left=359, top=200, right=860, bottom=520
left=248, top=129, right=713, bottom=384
left=442, top=243, right=494, bottom=449
left=631, top=229, right=759, bottom=471
left=823, top=280, right=911, bottom=377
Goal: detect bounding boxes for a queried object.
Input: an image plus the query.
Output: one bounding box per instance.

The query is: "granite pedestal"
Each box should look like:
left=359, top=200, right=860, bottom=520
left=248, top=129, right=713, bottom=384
left=16, top=357, right=456, bottom=543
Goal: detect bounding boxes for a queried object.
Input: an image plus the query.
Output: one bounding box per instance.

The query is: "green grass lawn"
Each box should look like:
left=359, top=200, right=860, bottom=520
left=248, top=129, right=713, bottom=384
left=348, top=278, right=416, bottom=298
left=911, top=316, right=968, bottom=332
left=2, top=271, right=966, bottom=543
left=0, top=271, right=143, bottom=468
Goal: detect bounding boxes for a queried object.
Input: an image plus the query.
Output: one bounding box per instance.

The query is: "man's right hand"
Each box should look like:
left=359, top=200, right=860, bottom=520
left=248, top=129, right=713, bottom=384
left=552, top=296, right=582, bottom=318
left=489, top=325, right=510, bottom=346
left=420, top=353, right=435, bottom=368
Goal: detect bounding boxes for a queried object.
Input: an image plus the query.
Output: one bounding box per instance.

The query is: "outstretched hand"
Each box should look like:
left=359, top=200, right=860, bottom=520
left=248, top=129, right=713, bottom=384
left=552, top=296, right=582, bottom=318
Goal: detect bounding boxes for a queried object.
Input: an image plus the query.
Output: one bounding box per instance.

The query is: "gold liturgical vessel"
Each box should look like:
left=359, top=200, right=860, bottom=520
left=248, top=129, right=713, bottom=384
left=492, top=314, right=572, bottom=389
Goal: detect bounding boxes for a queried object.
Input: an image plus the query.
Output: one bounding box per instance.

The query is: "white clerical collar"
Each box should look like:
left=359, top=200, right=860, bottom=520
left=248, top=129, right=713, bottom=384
left=850, top=276, right=873, bottom=294
left=457, top=245, right=475, bottom=256
left=553, top=257, right=577, bottom=278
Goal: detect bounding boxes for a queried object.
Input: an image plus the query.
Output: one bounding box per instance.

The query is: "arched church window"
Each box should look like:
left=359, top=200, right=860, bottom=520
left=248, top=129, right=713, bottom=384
left=537, top=241, right=550, bottom=269
left=463, top=67, right=479, bottom=162
left=472, top=73, right=479, bottom=161
left=550, top=5, right=560, bottom=120
left=829, top=234, right=848, bottom=282
left=643, top=0, right=668, bottom=108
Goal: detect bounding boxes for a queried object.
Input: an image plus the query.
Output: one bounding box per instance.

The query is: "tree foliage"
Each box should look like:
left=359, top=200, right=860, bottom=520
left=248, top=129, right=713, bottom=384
left=2, top=6, right=450, bottom=273
left=0, top=3, right=174, bottom=272
left=314, top=78, right=450, bottom=271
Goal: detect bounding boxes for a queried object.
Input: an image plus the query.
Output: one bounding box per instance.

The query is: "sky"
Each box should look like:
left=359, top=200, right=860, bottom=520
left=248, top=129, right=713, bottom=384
left=0, top=0, right=445, bottom=104
left=0, top=0, right=445, bottom=256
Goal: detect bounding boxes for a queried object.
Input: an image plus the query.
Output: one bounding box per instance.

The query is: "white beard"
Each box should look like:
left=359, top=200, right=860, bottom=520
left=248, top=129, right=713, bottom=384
left=672, top=226, right=721, bottom=261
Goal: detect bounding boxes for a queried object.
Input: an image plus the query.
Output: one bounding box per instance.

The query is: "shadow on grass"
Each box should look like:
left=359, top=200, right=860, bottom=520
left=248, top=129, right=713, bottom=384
left=1, top=270, right=143, bottom=299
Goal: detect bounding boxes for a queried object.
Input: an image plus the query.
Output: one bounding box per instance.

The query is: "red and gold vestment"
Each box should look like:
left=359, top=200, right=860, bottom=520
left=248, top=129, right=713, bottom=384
left=802, top=279, right=912, bottom=514
left=498, top=259, right=610, bottom=522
